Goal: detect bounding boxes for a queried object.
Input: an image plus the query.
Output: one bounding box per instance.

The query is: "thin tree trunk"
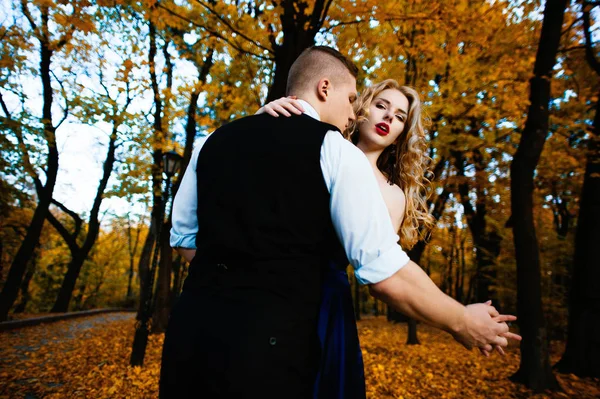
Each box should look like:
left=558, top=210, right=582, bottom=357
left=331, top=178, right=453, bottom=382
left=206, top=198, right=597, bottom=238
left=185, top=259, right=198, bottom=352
left=151, top=220, right=172, bottom=333
left=509, top=0, right=566, bottom=390
left=14, top=254, right=37, bottom=314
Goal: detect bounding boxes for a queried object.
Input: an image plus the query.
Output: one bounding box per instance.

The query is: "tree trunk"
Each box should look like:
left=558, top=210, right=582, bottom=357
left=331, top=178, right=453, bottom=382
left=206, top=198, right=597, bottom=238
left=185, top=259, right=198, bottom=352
left=555, top=7, right=600, bottom=376
left=136, top=224, right=154, bottom=319
left=52, top=252, right=88, bottom=312
left=406, top=318, right=420, bottom=345
left=137, top=20, right=165, bottom=321
left=509, top=0, right=566, bottom=390
left=151, top=220, right=173, bottom=333
left=14, top=254, right=37, bottom=314
left=265, top=0, right=331, bottom=101
left=126, top=253, right=135, bottom=306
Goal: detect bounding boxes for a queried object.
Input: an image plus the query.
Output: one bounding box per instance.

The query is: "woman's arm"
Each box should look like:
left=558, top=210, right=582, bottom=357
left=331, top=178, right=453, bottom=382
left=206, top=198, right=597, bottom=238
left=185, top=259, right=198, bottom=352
left=255, top=96, right=305, bottom=117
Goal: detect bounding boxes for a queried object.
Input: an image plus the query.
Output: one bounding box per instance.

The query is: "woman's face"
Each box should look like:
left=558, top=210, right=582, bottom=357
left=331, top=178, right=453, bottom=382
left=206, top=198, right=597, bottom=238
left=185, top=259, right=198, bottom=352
left=357, top=88, right=409, bottom=150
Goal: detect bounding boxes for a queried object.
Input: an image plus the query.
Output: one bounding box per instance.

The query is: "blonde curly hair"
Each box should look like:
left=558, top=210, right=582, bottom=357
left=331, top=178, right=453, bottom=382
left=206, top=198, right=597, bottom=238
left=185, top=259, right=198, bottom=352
left=347, top=79, right=435, bottom=249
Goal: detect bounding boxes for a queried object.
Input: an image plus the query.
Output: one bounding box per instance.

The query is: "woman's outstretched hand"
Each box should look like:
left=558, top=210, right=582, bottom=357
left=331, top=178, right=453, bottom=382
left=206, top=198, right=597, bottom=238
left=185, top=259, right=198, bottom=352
left=477, top=300, right=521, bottom=357
left=255, top=96, right=305, bottom=117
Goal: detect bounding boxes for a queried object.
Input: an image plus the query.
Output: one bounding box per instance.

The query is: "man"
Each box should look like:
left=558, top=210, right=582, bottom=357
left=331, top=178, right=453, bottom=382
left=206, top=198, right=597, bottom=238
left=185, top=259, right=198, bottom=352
left=160, top=46, right=519, bottom=398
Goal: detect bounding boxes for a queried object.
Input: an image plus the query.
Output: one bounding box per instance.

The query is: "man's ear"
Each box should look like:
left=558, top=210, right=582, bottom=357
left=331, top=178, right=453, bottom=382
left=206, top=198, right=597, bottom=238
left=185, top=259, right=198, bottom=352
left=316, top=78, right=331, bottom=101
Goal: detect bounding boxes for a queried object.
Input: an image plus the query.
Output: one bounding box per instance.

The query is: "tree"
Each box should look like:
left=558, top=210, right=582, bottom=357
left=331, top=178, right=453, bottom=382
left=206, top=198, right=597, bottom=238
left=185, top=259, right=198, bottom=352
left=44, top=6, right=140, bottom=312
left=555, top=0, right=600, bottom=378
left=0, top=0, right=95, bottom=321
left=509, top=0, right=568, bottom=390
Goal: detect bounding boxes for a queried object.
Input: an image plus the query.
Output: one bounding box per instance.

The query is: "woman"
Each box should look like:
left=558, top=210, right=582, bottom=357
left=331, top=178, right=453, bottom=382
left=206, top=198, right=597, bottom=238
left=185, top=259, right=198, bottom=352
left=258, top=79, right=435, bottom=399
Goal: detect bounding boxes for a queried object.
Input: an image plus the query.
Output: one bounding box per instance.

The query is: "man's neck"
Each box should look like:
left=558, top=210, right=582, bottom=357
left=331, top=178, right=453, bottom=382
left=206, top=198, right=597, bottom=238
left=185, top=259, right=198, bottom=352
left=296, top=99, right=321, bottom=121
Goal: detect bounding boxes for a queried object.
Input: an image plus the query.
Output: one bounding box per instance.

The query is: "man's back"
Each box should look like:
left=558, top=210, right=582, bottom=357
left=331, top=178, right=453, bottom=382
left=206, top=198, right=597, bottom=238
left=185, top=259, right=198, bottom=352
left=194, top=112, right=340, bottom=261
left=161, top=113, right=343, bottom=398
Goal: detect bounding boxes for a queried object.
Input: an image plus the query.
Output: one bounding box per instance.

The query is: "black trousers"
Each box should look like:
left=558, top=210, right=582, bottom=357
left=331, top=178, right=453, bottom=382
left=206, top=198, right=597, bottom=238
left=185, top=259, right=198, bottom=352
left=159, top=266, right=320, bottom=398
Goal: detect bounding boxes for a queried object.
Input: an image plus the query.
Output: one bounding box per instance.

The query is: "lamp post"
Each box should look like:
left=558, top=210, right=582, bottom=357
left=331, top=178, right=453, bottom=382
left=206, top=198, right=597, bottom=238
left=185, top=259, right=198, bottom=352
left=130, top=150, right=182, bottom=367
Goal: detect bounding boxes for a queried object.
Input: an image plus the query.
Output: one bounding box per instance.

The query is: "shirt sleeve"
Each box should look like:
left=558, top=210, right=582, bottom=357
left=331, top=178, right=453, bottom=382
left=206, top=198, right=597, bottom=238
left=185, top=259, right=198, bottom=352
left=321, top=131, right=411, bottom=285
left=170, top=137, right=208, bottom=248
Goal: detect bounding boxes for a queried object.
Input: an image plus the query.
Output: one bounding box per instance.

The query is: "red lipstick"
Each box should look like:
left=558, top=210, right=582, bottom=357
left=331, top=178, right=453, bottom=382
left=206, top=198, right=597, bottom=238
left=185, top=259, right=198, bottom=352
left=375, top=122, right=390, bottom=136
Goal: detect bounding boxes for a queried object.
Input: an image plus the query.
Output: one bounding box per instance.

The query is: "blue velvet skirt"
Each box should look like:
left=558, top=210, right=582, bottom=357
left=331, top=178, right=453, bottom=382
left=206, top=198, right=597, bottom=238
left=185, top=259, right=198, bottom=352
left=313, top=262, right=366, bottom=399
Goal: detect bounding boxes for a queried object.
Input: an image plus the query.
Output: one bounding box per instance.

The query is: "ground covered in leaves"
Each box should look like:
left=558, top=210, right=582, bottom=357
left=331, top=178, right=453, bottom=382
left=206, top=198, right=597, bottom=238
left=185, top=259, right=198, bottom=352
left=1, top=313, right=598, bottom=398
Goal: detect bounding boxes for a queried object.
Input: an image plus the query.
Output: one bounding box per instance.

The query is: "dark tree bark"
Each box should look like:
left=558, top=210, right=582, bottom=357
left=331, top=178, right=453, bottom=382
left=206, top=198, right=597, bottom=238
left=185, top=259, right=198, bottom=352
left=509, top=0, right=567, bottom=390
left=265, top=0, right=334, bottom=101
left=151, top=220, right=173, bottom=333
left=13, top=253, right=37, bottom=313
left=0, top=4, right=67, bottom=321
left=126, top=213, right=143, bottom=307
left=555, top=3, right=600, bottom=378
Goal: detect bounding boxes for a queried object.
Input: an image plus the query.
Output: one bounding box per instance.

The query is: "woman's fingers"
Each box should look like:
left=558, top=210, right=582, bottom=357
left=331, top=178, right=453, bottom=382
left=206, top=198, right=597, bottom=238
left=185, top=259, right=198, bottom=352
left=280, top=99, right=304, bottom=114
left=493, top=314, right=517, bottom=323
left=263, top=106, right=279, bottom=117
left=487, top=305, right=499, bottom=318
left=492, top=336, right=509, bottom=348
left=500, top=331, right=522, bottom=341
left=273, top=104, right=292, bottom=117
left=261, top=97, right=305, bottom=117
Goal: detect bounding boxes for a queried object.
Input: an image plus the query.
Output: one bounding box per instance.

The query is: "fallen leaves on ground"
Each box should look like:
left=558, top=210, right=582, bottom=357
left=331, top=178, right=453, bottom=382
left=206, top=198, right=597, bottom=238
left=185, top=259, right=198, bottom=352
left=0, top=314, right=598, bottom=398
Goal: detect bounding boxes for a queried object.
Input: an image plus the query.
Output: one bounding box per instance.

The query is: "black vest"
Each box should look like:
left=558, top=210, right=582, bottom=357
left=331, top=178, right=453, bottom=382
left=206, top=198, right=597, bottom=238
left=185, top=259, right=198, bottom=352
left=183, top=113, right=343, bottom=397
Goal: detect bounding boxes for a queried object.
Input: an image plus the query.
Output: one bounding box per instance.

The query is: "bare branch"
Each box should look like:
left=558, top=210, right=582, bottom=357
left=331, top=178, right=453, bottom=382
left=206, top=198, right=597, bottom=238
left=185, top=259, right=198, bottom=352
left=46, top=209, right=80, bottom=254
left=156, top=2, right=274, bottom=60
left=51, top=198, right=83, bottom=237
left=558, top=45, right=587, bottom=53
left=19, top=0, right=38, bottom=34
left=50, top=70, right=69, bottom=128
left=192, top=0, right=273, bottom=54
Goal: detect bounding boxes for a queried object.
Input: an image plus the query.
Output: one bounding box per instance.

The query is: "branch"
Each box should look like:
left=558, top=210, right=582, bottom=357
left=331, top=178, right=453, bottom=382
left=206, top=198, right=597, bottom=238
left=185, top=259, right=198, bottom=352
left=46, top=209, right=80, bottom=254
left=155, top=2, right=273, bottom=61
left=192, top=0, right=273, bottom=54
left=50, top=69, right=69, bottom=128
left=20, top=0, right=38, bottom=35
left=51, top=198, right=83, bottom=237
left=321, top=15, right=438, bottom=34
left=558, top=45, right=587, bottom=53
left=0, top=88, right=13, bottom=120
left=1, top=91, right=44, bottom=192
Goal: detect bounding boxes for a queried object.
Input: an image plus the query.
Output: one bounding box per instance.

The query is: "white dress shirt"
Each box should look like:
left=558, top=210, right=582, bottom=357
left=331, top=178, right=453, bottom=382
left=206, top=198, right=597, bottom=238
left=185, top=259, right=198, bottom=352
left=170, top=100, right=410, bottom=284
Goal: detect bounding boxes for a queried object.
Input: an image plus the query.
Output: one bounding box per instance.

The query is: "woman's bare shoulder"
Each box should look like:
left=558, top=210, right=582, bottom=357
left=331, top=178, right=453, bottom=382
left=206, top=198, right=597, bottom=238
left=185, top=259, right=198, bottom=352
left=381, top=182, right=406, bottom=231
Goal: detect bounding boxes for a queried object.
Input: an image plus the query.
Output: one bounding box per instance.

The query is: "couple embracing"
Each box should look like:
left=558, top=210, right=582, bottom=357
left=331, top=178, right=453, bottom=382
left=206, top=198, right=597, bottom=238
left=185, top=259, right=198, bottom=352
left=160, top=46, right=520, bottom=398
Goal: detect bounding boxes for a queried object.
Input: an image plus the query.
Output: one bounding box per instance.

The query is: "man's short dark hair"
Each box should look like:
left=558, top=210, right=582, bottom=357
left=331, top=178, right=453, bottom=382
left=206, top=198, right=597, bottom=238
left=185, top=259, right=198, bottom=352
left=286, top=46, right=359, bottom=95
